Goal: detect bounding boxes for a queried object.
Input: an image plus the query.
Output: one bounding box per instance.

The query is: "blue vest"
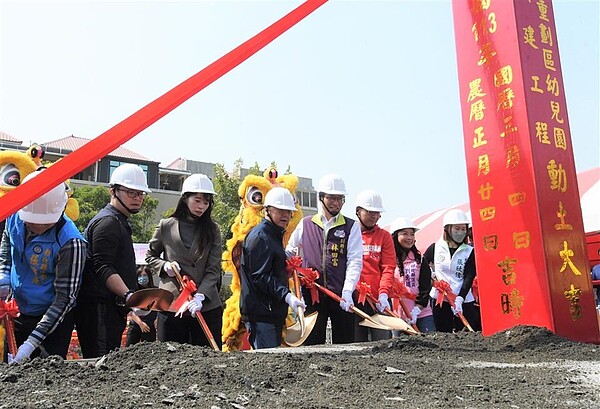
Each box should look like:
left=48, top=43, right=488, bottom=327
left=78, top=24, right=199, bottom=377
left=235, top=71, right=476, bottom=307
left=6, top=214, right=84, bottom=315
left=301, top=214, right=354, bottom=294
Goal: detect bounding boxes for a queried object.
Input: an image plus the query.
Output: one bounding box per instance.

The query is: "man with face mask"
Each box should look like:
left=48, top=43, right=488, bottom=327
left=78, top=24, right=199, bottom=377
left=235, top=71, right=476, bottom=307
left=285, top=174, right=363, bottom=345
left=74, top=164, right=152, bottom=357
left=421, top=209, right=481, bottom=332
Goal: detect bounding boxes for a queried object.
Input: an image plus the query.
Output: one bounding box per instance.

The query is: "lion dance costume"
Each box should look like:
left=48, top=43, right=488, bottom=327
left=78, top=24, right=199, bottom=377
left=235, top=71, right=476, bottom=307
left=221, top=168, right=303, bottom=351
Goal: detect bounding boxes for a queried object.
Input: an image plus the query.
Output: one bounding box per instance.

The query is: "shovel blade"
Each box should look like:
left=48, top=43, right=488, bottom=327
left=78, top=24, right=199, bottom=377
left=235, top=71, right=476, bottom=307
left=125, top=288, right=174, bottom=311
left=359, top=314, right=418, bottom=334
left=283, top=311, right=318, bottom=347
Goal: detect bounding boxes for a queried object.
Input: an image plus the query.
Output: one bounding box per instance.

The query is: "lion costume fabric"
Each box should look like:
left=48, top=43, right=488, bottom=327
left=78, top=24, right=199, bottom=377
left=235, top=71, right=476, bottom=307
left=221, top=168, right=303, bottom=351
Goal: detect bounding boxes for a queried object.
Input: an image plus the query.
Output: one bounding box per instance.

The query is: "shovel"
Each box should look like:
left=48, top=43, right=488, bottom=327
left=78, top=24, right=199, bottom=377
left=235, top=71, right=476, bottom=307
left=363, top=292, right=420, bottom=334
left=308, top=280, right=415, bottom=332
left=432, top=277, right=474, bottom=332
left=125, top=288, right=174, bottom=311
left=283, top=270, right=318, bottom=347
left=170, top=263, right=221, bottom=351
left=0, top=299, right=19, bottom=356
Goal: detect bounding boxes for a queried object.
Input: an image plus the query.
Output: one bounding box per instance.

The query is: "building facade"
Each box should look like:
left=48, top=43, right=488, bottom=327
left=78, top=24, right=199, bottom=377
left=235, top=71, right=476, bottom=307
left=0, top=132, right=318, bottom=226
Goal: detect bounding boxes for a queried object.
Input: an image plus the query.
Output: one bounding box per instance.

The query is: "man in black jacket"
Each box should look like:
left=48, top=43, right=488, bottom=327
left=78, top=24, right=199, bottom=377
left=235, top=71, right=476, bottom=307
left=240, top=187, right=305, bottom=349
left=74, top=164, right=152, bottom=357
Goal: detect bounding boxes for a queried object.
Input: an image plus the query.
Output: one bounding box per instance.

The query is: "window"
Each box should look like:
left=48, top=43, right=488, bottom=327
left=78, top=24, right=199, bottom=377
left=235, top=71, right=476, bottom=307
left=109, top=161, right=148, bottom=180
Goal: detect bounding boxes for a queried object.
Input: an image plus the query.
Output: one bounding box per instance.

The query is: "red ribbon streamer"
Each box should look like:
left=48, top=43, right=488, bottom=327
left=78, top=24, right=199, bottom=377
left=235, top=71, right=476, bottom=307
left=0, top=0, right=329, bottom=222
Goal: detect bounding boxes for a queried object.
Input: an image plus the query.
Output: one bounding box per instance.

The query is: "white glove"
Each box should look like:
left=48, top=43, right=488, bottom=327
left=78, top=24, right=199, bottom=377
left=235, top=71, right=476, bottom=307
left=429, top=287, right=439, bottom=300
left=285, top=293, right=306, bottom=312
left=408, top=305, right=421, bottom=325
left=164, top=261, right=180, bottom=277
left=187, top=293, right=205, bottom=315
left=375, top=293, right=389, bottom=313
left=8, top=340, right=35, bottom=365
left=339, top=290, right=354, bottom=312
left=452, top=296, right=464, bottom=315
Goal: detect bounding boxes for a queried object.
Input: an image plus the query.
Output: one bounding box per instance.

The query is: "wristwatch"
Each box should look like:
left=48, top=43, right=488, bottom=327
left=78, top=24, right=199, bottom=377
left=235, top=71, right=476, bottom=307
left=117, top=290, right=134, bottom=306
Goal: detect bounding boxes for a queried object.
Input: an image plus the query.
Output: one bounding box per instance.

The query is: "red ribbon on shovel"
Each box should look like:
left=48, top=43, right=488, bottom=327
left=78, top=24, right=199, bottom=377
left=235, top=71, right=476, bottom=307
left=286, top=256, right=320, bottom=304
left=354, top=282, right=371, bottom=306
left=0, top=299, right=20, bottom=356
left=381, top=280, right=420, bottom=333
left=170, top=268, right=220, bottom=351
left=432, top=278, right=473, bottom=332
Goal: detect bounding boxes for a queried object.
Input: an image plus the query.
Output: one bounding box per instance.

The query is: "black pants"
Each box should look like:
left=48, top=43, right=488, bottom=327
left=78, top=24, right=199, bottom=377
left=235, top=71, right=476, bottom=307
left=302, top=288, right=355, bottom=345
left=354, top=300, right=391, bottom=342
left=73, top=300, right=98, bottom=358
left=157, top=306, right=223, bottom=350
left=432, top=301, right=482, bottom=332
left=12, top=310, right=75, bottom=359
left=97, top=302, right=127, bottom=355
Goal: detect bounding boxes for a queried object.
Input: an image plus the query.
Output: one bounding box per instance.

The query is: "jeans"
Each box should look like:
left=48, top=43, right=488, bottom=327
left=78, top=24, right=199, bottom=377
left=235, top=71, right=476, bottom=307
left=246, top=321, right=283, bottom=349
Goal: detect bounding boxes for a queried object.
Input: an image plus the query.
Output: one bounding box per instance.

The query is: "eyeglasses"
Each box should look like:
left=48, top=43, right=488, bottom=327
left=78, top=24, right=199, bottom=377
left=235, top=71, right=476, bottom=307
left=362, top=210, right=381, bottom=217
left=117, top=188, right=148, bottom=199
left=324, top=195, right=345, bottom=203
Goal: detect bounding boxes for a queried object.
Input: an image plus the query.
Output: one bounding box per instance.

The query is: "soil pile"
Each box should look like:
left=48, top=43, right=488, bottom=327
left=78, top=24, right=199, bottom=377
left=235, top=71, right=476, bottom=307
left=0, top=326, right=598, bottom=408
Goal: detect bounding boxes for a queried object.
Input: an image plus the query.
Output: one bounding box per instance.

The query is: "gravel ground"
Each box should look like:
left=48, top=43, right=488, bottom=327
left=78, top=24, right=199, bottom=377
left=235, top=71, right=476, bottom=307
left=0, top=325, right=598, bottom=408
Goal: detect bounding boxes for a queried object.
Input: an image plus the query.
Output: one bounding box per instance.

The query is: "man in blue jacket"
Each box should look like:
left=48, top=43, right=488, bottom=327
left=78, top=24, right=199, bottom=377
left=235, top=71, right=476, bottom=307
left=0, top=170, right=87, bottom=363
left=240, top=187, right=305, bottom=349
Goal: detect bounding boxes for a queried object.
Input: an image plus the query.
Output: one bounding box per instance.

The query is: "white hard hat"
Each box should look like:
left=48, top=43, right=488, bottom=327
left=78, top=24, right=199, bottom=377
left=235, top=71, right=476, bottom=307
left=317, top=173, right=346, bottom=195
left=389, top=217, right=419, bottom=234
left=109, top=164, right=151, bottom=193
left=355, top=190, right=385, bottom=212
left=182, top=174, right=216, bottom=195
left=264, top=187, right=297, bottom=211
left=442, top=209, right=470, bottom=227
left=18, top=171, right=68, bottom=224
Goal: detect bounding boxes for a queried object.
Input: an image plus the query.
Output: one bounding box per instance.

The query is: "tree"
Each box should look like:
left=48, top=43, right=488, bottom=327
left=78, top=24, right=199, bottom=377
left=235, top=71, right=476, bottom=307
left=212, top=162, right=242, bottom=247
left=71, top=185, right=158, bottom=241
left=129, top=195, right=158, bottom=242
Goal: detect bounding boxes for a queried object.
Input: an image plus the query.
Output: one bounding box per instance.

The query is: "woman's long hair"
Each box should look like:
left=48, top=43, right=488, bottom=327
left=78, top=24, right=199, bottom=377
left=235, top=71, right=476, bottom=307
left=392, top=230, right=422, bottom=276
left=169, top=192, right=216, bottom=251
left=136, top=265, right=155, bottom=289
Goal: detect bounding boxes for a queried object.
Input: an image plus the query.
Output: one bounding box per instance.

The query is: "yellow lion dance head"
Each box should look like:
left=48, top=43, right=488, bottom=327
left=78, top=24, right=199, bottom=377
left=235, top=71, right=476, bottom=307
left=221, top=167, right=303, bottom=351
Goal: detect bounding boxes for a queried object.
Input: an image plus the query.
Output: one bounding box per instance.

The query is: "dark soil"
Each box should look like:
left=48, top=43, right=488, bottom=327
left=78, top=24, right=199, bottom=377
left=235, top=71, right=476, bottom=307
left=0, top=326, right=598, bottom=408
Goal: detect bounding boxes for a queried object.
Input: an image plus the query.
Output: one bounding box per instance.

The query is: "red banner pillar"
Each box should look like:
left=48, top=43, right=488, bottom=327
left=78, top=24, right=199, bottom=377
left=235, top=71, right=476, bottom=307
left=452, top=0, right=599, bottom=343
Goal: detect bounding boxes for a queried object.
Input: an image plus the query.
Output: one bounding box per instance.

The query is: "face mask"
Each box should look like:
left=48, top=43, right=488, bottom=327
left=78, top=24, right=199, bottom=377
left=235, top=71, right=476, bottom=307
left=138, top=275, right=149, bottom=286
left=451, top=231, right=467, bottom=243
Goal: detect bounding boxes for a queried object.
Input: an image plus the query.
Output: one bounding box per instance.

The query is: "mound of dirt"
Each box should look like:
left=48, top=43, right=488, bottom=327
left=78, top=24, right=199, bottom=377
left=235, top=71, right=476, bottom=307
left=0, top=326, right=598, bottom=408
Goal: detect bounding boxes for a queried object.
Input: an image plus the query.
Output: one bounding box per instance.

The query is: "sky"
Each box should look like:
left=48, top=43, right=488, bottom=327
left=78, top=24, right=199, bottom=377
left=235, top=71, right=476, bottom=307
left=1, top=0, right=598, bottom=227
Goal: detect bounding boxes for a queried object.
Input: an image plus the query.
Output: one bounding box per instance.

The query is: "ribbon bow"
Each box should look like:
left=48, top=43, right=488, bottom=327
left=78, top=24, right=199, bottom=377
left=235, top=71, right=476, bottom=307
left=433, top=279, right=456, bottom=307
left=389, top=279, right=416, bottom=300
left=171, top=275, right=198, bottom=316
left=388, top=279, right=416, bottom=315
left=0, top=299, right=19, bottom=319
left=355, top=281, right=371, bottom=306
left=286, top=257, right=320, bottom=304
